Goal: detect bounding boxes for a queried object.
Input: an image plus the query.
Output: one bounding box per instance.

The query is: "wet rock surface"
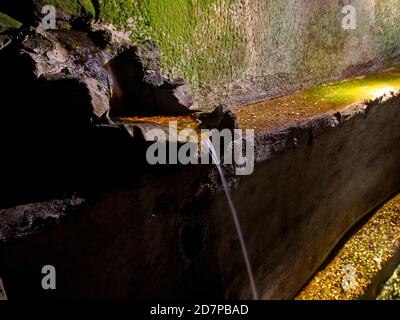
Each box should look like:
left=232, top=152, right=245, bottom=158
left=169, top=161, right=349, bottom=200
left=0, top=26, right=113, bottom=208
left=296, top=193, right=400, bottom=300
left=195, top=105, right=238, bottom=131
left=106, top=44, right=196, bottom=117
left=0, top=23, right=233, bottom=215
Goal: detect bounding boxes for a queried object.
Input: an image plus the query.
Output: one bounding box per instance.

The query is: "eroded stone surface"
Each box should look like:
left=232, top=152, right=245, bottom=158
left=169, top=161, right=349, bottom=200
left=1, top=91, right=399, bottom=299
left=105, top=44, right=196, bottom=117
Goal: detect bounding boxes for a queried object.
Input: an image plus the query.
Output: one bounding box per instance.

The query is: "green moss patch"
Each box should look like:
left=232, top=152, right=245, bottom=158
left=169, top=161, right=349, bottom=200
left=0, top=12, right=22, bottom=31
left=98, top=0, right=245, bottom=97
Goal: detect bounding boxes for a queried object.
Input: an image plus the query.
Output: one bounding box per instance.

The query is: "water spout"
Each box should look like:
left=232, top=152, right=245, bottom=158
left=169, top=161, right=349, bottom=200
left=202, top=138, right=258, bottom=300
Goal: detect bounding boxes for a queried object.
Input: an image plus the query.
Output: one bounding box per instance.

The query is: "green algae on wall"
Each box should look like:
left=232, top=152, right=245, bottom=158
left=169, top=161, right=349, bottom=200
left=298, top=69, right=400, bottom=107
left=237, top=68, right=400, bottom=132
left=0, top=12, right=22, bottom=30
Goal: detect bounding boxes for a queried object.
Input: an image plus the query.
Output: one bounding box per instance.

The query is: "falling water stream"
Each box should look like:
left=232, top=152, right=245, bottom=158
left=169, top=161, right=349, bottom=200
left=202, top=138, right=258, bottom=300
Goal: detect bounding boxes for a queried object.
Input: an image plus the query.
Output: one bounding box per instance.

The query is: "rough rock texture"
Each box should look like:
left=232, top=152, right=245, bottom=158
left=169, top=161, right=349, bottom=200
left=96, top=0, right=400, bottom=107
left=0, top=24, right=233, bottom=208
left=0, top=0, right=399, bottom=301
left=295, top=193, right=400, bottom=300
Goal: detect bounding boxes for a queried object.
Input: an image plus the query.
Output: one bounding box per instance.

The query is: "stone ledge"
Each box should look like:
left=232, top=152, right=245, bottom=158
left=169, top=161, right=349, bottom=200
left=0, top=78, right=399, bottom=300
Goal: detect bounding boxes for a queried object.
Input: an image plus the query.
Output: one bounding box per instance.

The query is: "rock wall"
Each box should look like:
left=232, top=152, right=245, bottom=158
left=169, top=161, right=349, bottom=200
left=2, top=0, right=400, bottom=106
left=96, top=0, right=400, bottom=106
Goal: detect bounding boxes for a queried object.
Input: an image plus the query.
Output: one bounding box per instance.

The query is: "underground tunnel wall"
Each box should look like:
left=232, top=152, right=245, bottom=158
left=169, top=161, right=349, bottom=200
left=214, top=94, right=400, bottom=299
left=94, top=0, right=400, bottom=106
